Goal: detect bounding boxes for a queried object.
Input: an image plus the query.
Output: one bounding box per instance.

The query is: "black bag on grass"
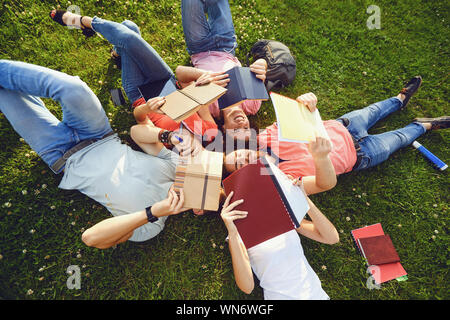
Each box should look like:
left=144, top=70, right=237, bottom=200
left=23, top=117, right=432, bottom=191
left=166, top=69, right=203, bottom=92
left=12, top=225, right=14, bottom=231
left=247, top=39, right=296, bottom=91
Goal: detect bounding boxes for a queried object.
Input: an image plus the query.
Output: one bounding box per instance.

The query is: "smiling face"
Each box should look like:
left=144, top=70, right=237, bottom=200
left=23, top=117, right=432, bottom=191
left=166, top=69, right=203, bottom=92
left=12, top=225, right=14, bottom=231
left=221, top=106, right=252, bottom=141
left=224, top=149, right=261, bottom=173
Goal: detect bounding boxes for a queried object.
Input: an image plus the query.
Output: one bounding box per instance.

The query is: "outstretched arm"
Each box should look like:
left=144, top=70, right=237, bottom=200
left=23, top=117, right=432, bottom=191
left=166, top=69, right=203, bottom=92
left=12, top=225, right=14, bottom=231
left=82, top=188, right=188, bottom=249
left=294, top=184, right=339, bottom=244
left=221, top=192, right=254, bottom=294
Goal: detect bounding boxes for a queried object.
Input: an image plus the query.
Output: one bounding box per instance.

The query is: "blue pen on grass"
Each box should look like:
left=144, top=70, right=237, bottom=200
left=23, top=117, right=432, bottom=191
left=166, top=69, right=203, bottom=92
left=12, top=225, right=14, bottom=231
left=412, top=141, right=447, bottom=171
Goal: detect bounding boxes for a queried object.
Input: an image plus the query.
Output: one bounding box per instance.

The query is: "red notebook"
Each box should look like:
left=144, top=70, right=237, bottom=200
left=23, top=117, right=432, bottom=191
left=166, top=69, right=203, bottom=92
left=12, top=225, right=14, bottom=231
left=222, top=158, right=309, bottom=249
left=358, top=234, right=400, bottom=265
left=351, top=224, right=407, bottom=284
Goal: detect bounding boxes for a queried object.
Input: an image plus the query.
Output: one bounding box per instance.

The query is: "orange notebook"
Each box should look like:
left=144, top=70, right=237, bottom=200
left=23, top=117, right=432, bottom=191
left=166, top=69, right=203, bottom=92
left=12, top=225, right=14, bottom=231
left=351, top=224, right=407, bottom=284
left=222, top=157, right=309, bottom=249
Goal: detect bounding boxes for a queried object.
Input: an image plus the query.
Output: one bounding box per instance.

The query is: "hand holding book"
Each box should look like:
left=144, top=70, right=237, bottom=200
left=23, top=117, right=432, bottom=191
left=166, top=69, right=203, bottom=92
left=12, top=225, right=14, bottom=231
left=195, top=71, right=230, bottom=87
left=220, top=191, right=248, bottom=237
left=249, top=58, right=268, bottom=82
left=296, top=92, right=318, bottom=112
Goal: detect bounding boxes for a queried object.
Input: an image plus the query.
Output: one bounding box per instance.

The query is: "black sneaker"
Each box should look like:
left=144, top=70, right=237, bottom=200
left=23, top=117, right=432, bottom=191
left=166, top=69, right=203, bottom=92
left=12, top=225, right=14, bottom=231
left=399, top=76, right=422, bottom=107
left=415, top=116, right=450, bottom=130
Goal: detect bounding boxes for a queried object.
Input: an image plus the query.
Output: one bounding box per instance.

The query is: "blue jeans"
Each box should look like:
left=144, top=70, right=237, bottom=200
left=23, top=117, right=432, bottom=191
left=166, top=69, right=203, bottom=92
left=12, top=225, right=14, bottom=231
left=337, top=97, right=426, bottom=171
left=181, top=0, right=238, bottom=55
left=0, top=60, right=112, bottom=173
left=91, top=17, right=175, bottom=103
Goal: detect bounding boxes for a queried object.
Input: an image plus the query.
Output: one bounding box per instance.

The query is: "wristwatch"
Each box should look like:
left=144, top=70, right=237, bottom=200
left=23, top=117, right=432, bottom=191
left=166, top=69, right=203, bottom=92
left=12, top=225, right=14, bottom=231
left=145, top=206, right=159, bottom=223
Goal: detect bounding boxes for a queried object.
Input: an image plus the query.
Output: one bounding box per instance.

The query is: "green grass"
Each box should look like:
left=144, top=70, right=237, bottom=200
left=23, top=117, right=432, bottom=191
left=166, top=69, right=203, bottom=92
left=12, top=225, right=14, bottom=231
left=0, top=0, right=449, bottom=300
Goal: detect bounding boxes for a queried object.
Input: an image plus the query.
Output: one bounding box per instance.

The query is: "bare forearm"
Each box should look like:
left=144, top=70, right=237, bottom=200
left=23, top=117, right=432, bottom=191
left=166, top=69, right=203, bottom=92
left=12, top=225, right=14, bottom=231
left=175, top=65, right=205, bottom=84
left=82, top=210, right=148, bottom=249
left=304, top=197, right=339, bottom=244
left=313, top=156, right=337, bottom=190
left=133, top=104, right=153, bottom=123
left=228, top=233, right=254, bottom=294
left=130, top=124, right=161, bottom=144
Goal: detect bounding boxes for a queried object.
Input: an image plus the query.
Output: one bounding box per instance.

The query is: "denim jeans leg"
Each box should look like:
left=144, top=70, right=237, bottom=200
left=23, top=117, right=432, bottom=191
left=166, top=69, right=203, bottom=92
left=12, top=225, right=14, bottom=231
left=115, top=20, right=149, bottom=103
left=337, top=97, right=403, bottom=141
left=0, top=60, right=111, bottom=139
left=91, top=17, right=174, bottom=103
left=181, top=0, right=237, bottom=55
left=353, top=122, right=426, bottom=171
left=0, top=60, right=112, bottom=171
left=0, top=88, right=76, bottom=170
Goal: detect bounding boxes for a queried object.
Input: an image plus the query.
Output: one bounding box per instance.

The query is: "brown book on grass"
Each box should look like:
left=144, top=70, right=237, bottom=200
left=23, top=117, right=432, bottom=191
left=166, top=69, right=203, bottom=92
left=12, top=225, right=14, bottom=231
left=173, top=151, right=224, bottom=211
left=160, top=83, right=227, bottom=122
left=357, top=234, right=401, bottom=266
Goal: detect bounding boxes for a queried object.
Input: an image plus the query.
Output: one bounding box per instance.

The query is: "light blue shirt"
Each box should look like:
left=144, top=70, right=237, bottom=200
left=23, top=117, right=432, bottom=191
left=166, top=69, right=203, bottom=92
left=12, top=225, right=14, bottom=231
left=59, top=134, right=179, bottom=242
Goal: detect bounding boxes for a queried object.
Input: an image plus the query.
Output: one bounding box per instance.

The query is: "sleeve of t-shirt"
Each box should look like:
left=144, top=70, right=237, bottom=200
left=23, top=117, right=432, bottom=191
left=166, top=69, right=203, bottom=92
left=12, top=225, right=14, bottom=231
left=156, top=146, right=179, bottom=166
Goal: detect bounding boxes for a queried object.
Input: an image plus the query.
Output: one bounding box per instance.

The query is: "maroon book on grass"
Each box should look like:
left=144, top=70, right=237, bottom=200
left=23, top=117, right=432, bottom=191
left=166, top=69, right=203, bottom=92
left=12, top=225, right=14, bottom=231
left=357, top=234, right=400, bottom=266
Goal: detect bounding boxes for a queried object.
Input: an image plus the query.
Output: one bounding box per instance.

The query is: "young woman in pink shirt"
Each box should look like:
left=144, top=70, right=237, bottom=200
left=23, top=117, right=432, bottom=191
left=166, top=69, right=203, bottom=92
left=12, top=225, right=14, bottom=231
left=180, top=0, right=268, bottom=142
left=223, top=76, right=450, bottom=194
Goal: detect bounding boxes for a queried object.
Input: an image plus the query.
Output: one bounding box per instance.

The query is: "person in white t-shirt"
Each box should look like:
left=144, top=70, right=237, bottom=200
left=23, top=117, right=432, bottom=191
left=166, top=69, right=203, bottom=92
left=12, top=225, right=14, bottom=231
left=220, top=180, right=339, bottom=300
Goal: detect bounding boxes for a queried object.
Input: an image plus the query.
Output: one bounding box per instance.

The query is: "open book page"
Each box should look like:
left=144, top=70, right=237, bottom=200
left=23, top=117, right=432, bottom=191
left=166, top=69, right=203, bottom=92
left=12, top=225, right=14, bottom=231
left=181, top=82, right=227, bottom=106
left=264, top=157, right=309, bottom=228
left=160, top=90, right=199, bottom=122
left=270, top=92, right=330, bottom=143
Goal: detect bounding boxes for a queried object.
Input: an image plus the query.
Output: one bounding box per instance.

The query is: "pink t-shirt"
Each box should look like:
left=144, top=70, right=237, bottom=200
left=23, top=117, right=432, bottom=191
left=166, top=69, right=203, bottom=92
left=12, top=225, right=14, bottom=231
left=191, top=51, right=261, bottom=118
left=257, top=121, right=357, bottom=178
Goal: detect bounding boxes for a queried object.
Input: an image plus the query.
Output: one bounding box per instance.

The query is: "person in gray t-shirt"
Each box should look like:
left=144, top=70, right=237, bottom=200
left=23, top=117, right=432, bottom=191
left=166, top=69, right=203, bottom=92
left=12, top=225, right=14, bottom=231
left=0, top=60, right=197, bottom=249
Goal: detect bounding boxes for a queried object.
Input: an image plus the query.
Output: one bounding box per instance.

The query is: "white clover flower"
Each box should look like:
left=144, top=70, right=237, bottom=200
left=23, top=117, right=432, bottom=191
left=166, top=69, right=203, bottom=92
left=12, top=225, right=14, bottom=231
left=50, top=205, right=56, bottom=210
left=29, top=229, right=36, bottom=234
left=22, top=249, right=27, bottom=254
left=345, top=217, right=351, bottom=221
left=41, top=184, right=47, bottom=189
left=321, top=265, right=327, bottom=270
left=26, top=289, right=33, bottom=295
left=22, top=190, right=28, bottom=195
